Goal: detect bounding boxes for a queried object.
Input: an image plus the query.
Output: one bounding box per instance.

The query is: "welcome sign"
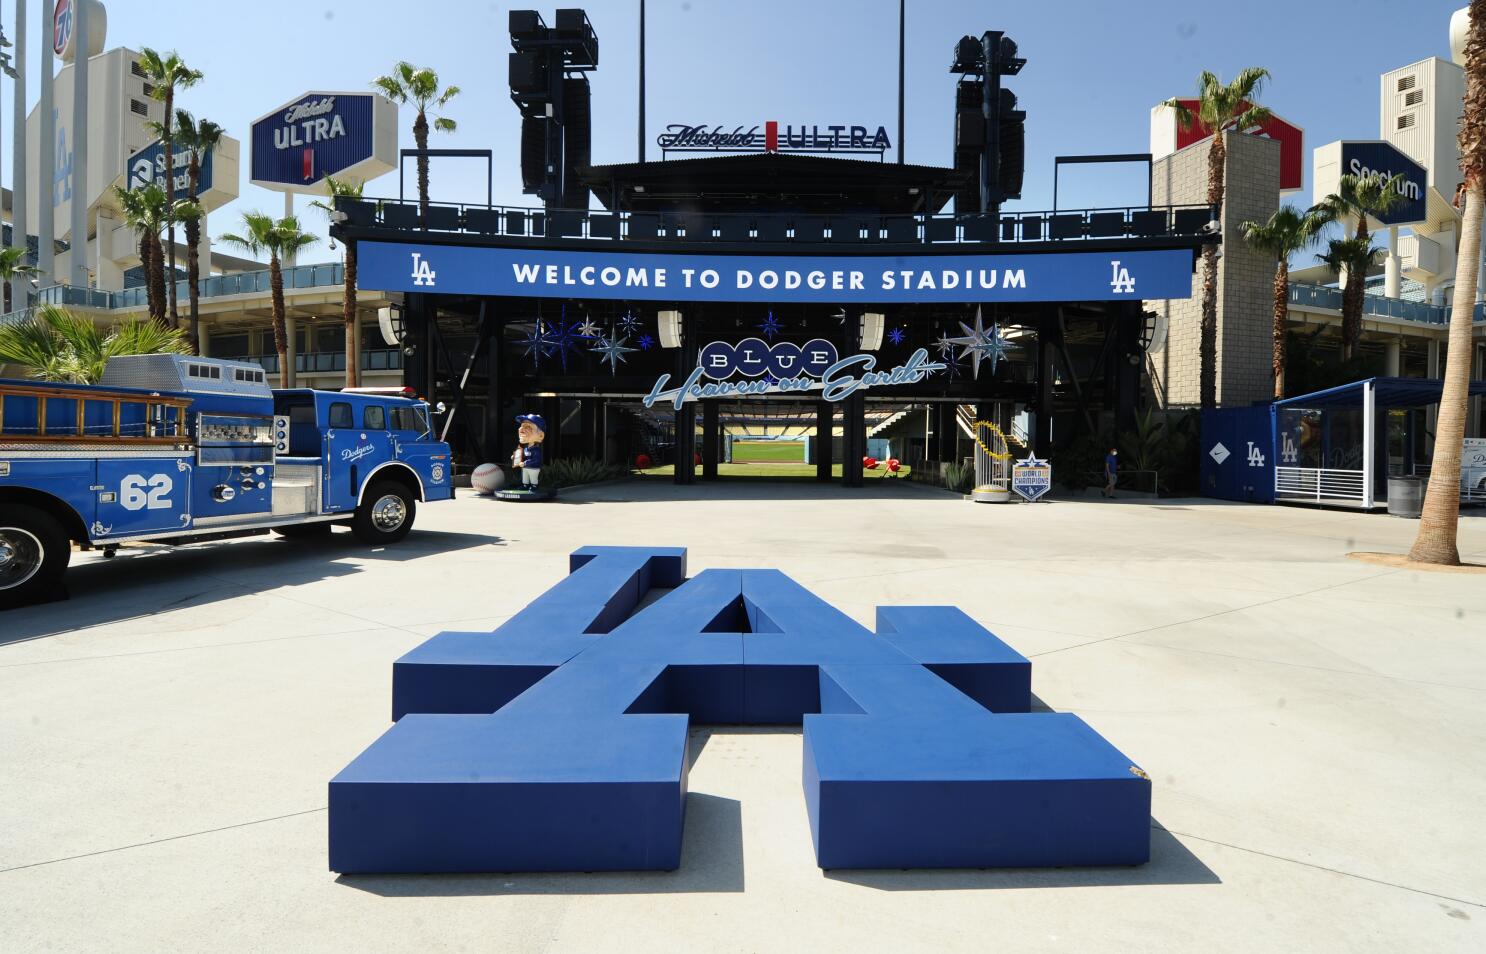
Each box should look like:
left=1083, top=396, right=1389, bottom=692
left=360, top=242, right=1194, bottom=304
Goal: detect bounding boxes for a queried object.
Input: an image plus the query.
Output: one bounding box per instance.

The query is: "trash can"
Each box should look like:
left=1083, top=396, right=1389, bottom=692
left=1387, top=476, right=1423, bottom=518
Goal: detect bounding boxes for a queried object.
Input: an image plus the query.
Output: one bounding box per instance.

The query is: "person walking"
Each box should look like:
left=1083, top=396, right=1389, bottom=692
left=1103, top=447, right=1119, bottom=498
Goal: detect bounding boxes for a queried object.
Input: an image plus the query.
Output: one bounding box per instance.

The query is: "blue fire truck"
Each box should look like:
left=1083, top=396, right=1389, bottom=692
left=0, top=355, right=454, bottom=607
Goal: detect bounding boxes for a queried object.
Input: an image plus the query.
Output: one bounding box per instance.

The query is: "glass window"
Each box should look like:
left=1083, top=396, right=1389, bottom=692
left=328, top=402, right=353, bottom=429
left=212, top=333, right=250, bottom=357
left=390, top=406, right=427, bottom=433
left=316, top=325, right=343, bottom=353
left=364, top=405, right=386, bottom=430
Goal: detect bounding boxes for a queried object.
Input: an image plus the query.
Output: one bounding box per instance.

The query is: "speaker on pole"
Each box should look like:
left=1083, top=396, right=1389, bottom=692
left=859, top=312, right=885, bottom=351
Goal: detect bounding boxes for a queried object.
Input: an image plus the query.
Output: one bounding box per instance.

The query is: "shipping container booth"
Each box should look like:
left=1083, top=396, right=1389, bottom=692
left=1272, top=377, right=1486, bottom=510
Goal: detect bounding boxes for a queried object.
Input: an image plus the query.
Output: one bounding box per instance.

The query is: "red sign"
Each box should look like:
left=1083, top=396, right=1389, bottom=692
left=1165, top=99, right=1304, bottom=192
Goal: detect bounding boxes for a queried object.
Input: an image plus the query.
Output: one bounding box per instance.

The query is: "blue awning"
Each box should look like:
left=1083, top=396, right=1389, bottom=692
left=1275, top=376, right=1486, bottom=410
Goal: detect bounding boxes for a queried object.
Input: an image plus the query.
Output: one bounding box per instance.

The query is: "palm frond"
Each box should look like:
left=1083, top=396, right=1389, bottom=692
left=433, top=117, right=457, bottom=134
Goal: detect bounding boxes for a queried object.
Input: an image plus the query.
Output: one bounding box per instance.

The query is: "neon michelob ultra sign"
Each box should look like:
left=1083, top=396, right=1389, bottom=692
left=642, top=339, right=945, bottom=410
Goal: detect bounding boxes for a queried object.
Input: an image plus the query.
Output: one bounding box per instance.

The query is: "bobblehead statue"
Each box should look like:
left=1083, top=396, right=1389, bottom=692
left=504, top=413, right=553, bottom=499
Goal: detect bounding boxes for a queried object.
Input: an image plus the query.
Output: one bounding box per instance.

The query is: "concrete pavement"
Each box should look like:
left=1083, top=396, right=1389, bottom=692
left=2, top=480, right=1483, bottom=952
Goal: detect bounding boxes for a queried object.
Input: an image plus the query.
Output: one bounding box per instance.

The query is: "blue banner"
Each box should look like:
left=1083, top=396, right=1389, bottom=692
left=359, top=241, right=1195, bottom=304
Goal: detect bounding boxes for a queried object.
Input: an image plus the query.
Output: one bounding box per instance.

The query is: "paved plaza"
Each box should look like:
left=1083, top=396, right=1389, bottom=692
left=2, top=481, right=1484, bottom=952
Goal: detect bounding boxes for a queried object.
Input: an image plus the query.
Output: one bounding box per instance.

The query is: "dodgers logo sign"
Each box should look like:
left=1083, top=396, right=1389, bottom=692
left=358, top=243, right=1195, bottom=305
left=329, top=547, right=1151, bottom=873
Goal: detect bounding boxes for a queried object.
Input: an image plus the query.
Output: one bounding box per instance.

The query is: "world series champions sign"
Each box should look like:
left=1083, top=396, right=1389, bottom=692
left=329, top=547, right=1152, bottom=872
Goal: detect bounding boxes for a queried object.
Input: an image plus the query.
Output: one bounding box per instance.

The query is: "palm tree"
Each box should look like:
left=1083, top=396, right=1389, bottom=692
left=1311, top=172, right=1407, bottom=358
left=1162, top=68, right=1273, bottom=408
left=372, top=62, right=459, bottom=223
left=138, top=48, right=204, bottom=327
left=0, top=304, right=190, bottom=383
left=170, top=110, right=224, bottom=353
left=217, top=213, right=319, bottom=388
left=311, top=176, right=365, bottom=388
left=1317, top=236, right=1385, bottom=362
left=0, top=246, right=40, bottom=315
left=1411, top=0, right=1486, bottom=566
left=112, top=184, right=170, bottom=325
left=1241, top=205, right=1326, bottom=399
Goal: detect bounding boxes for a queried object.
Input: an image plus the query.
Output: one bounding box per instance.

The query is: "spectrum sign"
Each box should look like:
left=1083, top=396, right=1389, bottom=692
left=249, top=91, right=398, bottom=194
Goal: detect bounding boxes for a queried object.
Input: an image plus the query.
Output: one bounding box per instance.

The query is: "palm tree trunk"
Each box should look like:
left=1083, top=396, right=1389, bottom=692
left=269, top=252, right=290, bottom=389
left=344, top=240, right=359, bottom=388
left=1272, top=259, right=1288, bottom=399
left=1342, top=217, right=1371, bottom=359
left=184, top=216, right=202, bottom=355
left=1200, top=133, right=1227, bottom=409
left=186, top=163, right=203, bottom=355
left=414, top=112, right=430, bottom=225
left=149, top=234, right=168, bottom=325
left=163, top=89, right=179, bottom=327
left=1408, top=176, right=1481, bottom=565
left=140, top=235, right=160, bottom=323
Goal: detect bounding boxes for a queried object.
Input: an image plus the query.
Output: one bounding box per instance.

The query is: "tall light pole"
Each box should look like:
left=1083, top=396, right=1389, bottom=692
left=10, top=0, right=26, bottom=304
left=38, top=1, right=55, bottom=286
left=69, top=0, right=89, bottom=288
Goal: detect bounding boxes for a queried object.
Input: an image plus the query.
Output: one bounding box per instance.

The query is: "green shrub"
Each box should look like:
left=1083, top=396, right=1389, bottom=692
left=943, top=461, right=975, bottom=494
left=538, top=456, right=630, bottom=489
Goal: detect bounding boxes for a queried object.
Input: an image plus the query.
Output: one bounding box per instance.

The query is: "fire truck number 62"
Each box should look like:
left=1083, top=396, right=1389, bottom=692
left=119, top=474, right=174, bottom=511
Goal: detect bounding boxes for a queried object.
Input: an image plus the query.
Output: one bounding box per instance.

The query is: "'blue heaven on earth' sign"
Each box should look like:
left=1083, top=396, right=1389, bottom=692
left=329, top=547, right=1151, bottom=873
left=358, top=241, right=1194, bottom=304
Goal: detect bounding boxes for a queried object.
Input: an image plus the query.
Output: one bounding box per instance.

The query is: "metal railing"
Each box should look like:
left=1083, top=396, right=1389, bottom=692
left=7, top=263, right=349, bottom=318
left=228, top=349, right=403, bottom=375
left=337, top=196, right=1219, bottom=248
left=1288, top=282, right=1486, bottom=327
left=1274, top=466, right=1366, bottom=504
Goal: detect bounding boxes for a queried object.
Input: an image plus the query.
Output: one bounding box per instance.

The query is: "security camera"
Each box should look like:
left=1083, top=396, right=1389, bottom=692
left=1202, top=219, right=1221, bottom=234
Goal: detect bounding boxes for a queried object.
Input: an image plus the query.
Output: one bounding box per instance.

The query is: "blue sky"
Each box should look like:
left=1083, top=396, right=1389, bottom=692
left=2, top=0, right=1467, bottom=262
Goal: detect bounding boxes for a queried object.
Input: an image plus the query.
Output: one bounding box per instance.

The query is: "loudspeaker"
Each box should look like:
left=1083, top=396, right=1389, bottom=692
left=658, top=310, right=683, bottom=349
left=520, top=116, right=546, bottom=192
left=561, top=77, right=592, bottom=209
left=859, top=312, right=885, bottom=351
left=508, top=51, right=547, bottom=95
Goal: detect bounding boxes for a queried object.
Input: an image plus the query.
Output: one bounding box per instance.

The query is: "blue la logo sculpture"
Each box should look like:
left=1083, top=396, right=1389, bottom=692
left=329, top=548, right=1150, bottom=872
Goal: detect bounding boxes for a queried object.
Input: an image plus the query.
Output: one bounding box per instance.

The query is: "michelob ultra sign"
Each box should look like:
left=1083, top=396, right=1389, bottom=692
left=249, top=92, right=398, bottom=193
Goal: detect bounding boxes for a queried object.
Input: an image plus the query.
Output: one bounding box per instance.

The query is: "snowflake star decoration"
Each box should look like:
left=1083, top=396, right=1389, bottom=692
left=946, top=307, right=1015, bottom=379
left=591, top=335, right=639, bottom=375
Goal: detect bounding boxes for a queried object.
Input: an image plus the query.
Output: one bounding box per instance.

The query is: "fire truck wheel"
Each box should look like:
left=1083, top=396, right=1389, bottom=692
left=274, top=522, right=334, bottom=539
left=0, top=505, right=71, bottom=608
left=352, top=482, right=417, bottom=545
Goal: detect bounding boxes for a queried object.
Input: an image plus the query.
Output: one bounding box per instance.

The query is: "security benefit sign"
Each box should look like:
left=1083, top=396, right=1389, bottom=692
left=127, top=139, right=213, bottom=196
left=249, top=91, right=397, bottom=193
left=359, top=242, right=1196, bottom=305
left=643, top=338, right=944, bottom=410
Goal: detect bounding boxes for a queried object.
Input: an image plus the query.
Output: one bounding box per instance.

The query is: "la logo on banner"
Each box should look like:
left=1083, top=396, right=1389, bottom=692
left=410, top=253, right=437, bottom=288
